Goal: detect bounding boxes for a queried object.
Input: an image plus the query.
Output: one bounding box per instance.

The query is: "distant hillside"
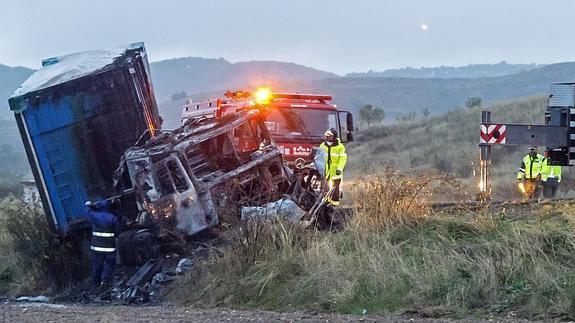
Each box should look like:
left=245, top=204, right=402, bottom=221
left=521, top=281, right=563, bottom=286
left=279, top=62, right=575, bottom=119
left=346, top=61, right=544, bottom=79
left=0, top=64, right=34, bottom=120
left=157, top=61, right=575, bottom=128
left=5, top=55, right=575, bottom=134
left=0, top=65, right=34, bottom=176
left=149, top=57, right=337, bottom=102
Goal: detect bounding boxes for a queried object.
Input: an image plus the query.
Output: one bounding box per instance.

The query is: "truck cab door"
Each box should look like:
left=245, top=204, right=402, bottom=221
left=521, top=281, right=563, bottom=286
left=150, top=156, right=217, bottom=236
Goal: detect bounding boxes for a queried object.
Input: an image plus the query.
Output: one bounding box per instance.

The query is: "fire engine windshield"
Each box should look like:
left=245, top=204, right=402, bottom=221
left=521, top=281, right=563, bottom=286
left=265, top=108, right=337, bottom=140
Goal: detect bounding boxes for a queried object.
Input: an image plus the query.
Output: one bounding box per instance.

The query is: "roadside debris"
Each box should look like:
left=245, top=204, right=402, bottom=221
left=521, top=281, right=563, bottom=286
left=151, top=272, right=176, bottom=286
left=16, top=296, right=49, bottom=303
left=175, top=258, right=193, bottom=275
left=17, top=303, right=67, bottom=310
left=241, top=198, right=306, bottom=223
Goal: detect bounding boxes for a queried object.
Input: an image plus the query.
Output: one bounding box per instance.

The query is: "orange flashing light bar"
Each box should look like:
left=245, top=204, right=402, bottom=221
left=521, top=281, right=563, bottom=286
left=271, top=93, right=332, bottom=101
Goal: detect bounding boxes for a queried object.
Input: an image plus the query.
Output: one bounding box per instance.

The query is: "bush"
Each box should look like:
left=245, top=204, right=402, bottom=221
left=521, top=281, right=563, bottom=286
left=349, top=171, right=438, bottom=230
left=0, top=199, right=90, bottom=294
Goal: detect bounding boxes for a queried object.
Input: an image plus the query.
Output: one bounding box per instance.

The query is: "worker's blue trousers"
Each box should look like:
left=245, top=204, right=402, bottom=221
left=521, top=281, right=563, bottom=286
left=91, top=252, right=116, bottom=286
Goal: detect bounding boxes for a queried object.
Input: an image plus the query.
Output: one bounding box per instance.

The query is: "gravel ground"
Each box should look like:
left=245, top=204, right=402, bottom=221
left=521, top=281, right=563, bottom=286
left=0, top=302, right=540, bottom=322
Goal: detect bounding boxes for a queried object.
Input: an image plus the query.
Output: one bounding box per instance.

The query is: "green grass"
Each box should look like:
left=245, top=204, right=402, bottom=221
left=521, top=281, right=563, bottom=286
left=347, top=96, right=575, bottom=200
left=169, top=173, right=575, bottom=320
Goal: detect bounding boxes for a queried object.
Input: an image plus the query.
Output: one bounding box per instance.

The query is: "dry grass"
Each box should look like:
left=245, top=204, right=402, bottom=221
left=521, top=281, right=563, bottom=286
left=169, top=171, right=575, bottom=319
left=0, top=198, right=90, bottom=295
left=348, top=169, right=460, bottom=229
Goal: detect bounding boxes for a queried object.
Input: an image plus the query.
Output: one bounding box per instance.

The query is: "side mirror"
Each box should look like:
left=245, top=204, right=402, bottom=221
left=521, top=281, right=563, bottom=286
left=346, top=132, right=354, bottom=142
left=346, top=113, right=354, bottom=132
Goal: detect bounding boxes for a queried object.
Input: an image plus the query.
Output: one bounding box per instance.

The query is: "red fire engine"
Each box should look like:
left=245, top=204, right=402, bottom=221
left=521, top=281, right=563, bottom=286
left=182, top=88, right=354, bottom=169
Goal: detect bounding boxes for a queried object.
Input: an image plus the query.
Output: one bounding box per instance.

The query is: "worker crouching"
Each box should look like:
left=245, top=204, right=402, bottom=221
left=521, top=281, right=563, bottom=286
left=319, top=128, right=347, bottom=206
left=85, top=199, right=121, bottom=290
left=516, top=147, right=544, bottom=201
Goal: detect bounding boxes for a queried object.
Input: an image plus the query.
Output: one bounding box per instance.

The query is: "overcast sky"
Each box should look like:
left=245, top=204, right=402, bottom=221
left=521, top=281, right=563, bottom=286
left=1, top=0, right=574, bottom=74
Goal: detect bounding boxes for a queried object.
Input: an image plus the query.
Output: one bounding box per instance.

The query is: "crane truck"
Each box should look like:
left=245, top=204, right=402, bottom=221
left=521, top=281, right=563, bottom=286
left=182, top=88, right=355, bottom=169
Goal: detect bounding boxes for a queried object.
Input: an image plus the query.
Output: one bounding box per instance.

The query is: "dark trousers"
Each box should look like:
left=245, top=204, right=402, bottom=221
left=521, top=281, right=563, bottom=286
left=91, top=252, right=116, bottom=286
left=542, top=178, right=560, bottom=199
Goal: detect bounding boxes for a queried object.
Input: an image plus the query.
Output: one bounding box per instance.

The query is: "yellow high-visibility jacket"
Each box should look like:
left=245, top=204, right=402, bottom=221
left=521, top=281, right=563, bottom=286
left=541, top=158, right=562, bottom=182
left=319, top=139, right=347, bottom=180
left=517, top=153, right=544, bottom=180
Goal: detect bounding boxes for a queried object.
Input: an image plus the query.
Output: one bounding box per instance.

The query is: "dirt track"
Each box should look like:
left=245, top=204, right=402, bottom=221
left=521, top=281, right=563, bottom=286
left=0, top=302, right=538, bottom=322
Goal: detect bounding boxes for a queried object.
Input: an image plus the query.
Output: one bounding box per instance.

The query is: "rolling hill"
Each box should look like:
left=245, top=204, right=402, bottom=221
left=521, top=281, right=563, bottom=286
left=279, top=62, right=575, bottom=118
left=0, top=57, right=336, bottom=119
left=149, top=57, right=337, bottom=102
left=157, top=61, right=575, bottom=129
left=4, top=56, right=575, bottom=129
left=346, top=61, right=544, bottom=78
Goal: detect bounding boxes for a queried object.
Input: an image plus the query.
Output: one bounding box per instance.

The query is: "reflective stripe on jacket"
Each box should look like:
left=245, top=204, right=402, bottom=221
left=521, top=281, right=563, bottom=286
left=319, top=139, right=347, bottom=180
left=86, top=210, right=118, bottom=253
left=517, top=153, right=544, bottom=180
left=541, top=158, right=562, bottom=182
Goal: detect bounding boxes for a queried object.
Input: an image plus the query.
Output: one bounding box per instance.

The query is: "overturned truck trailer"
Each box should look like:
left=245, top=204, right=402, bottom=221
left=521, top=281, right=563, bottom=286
left=115, top=108, right=290, bottom=241
left=8, top=43, right=161, bottom=235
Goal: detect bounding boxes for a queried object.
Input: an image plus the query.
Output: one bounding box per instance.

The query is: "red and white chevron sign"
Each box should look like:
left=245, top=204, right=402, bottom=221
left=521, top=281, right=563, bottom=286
left=480, top=124, right=506, bottom=144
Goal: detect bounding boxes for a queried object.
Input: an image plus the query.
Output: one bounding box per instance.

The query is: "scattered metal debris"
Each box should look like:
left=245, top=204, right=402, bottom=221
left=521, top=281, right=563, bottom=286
left=175, top=258, right=193, bottom=275
left=17, top=303, right=66, bottom=309
left=241, top=198, right=306, bottom=223
left=151, top=272, right=176, bottom=286
left=125, top=259, right=160, bottom=288
left=15, top=296, right=49, bottom=303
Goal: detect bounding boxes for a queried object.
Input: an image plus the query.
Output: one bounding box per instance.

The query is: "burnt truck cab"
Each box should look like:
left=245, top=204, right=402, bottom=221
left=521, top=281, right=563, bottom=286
left=116, top=108, right=288, bottom=237
left=260, top=92, right=354, bottom=169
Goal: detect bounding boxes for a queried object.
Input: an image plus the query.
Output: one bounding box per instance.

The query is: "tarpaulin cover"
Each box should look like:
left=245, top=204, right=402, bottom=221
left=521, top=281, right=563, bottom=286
left=11, top=42, right=145, bottom=101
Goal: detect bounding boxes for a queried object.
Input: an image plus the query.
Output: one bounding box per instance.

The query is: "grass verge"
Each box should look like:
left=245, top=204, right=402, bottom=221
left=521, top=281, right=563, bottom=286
left=170, top=172, right=575, bottom=320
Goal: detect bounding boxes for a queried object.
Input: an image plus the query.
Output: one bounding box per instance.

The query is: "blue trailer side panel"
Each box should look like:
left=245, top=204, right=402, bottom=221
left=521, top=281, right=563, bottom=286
left=9, top=43, right=160, bottom=235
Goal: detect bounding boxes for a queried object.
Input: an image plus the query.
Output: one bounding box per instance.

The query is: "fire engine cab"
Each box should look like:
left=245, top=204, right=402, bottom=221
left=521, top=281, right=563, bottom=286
left=182, top=88, right=354, bottom=169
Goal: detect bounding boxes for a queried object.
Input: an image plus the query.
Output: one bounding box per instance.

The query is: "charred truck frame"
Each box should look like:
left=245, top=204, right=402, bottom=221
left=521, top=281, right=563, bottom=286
left=478, top=82, right=575, bottom=200
left=115, top=108, right=289, bottom=243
